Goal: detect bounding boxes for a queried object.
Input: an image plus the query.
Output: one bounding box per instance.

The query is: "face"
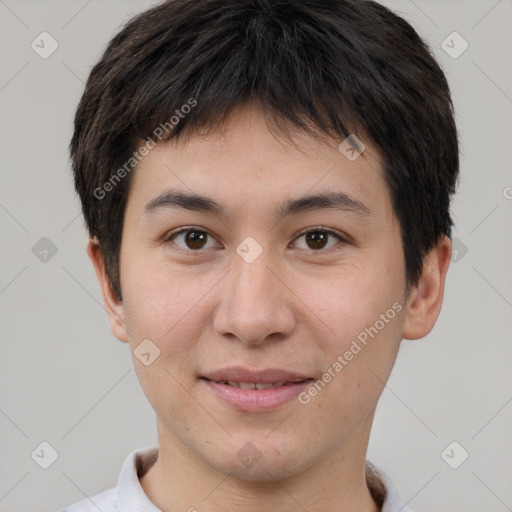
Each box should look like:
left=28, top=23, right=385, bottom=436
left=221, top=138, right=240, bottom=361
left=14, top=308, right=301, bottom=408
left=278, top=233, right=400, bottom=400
left=92, top=103, right=446, bottom=482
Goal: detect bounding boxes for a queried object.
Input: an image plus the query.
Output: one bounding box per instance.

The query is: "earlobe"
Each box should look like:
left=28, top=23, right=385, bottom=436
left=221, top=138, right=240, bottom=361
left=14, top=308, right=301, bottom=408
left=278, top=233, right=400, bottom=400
left=86, top=239, right=129, bottom=343
left=402, top=235, right=452, bottom=340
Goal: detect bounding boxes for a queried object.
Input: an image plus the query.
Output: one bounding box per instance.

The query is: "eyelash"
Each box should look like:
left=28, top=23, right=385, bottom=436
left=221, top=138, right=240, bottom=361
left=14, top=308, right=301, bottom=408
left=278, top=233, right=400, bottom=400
left=163, top=226, right=347, bottom=254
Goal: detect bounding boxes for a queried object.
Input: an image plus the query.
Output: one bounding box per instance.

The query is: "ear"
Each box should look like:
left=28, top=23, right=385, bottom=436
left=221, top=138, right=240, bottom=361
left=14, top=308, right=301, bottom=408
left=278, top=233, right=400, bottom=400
left=402, top=235, right=452, bottom=340
left=87, top=239, right=129, bottom=343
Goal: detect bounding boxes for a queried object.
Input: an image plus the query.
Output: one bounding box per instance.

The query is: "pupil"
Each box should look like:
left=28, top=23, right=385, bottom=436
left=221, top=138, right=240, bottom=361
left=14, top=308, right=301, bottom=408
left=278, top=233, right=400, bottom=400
left=186, top=231, right=206, bottom=249
left=307, top=232, right=327, bottom=250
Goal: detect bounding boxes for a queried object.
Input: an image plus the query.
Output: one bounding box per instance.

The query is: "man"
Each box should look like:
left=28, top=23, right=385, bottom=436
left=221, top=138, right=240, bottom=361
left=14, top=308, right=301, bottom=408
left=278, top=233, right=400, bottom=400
left=60, top=0, right=458, bottom=510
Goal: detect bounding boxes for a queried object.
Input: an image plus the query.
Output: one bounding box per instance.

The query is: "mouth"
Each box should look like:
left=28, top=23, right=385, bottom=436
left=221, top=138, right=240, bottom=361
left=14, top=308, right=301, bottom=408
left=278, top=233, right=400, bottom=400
left=199, top=367, right=314, bottom=412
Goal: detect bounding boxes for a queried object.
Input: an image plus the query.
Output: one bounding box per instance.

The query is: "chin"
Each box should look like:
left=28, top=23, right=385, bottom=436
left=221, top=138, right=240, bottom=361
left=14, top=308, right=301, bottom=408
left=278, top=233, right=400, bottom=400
left=202, top=435, right=312, bottom=482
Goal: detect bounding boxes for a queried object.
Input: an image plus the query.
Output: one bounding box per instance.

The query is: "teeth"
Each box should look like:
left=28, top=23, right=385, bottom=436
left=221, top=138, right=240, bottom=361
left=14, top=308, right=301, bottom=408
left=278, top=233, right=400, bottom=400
left=223, top=381, right=288, bottom=389
left=238, top=382, right=255, bottom=390
left=255, top=382, right=275, bottom=390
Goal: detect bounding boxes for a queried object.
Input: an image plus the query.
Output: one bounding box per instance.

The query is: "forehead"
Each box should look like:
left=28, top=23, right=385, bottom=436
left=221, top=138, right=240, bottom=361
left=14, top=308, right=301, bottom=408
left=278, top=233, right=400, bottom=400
left=126, top=104, right=393, bottom=223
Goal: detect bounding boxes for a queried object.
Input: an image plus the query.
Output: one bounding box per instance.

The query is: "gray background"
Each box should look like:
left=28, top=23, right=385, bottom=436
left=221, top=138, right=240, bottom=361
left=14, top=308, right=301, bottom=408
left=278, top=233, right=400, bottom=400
left=1, top=0, right=511, bottom=511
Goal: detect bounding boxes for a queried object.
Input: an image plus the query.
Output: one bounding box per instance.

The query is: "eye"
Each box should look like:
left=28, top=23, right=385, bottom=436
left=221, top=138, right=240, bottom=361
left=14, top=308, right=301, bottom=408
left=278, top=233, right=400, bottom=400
left=165, top=228, right=218, bottom=251
left=291, top=227, right=345, bottom=252
left=164, top=226, right=347, bottom=253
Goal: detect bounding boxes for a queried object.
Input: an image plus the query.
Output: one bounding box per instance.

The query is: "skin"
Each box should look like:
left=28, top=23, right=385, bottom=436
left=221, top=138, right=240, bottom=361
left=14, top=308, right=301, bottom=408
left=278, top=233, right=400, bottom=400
left=88, top=103, right=452, bottom=512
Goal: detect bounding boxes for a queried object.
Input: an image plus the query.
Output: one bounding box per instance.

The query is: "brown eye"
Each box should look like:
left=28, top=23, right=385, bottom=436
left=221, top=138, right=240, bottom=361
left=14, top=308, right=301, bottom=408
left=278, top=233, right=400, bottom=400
left=167, top=229, right=216, bottom=251
left=183, top=231, right=208, bottom=249
left=305, top=231, right=329, bottom=250
left=293, top=228, right=344, bottom=252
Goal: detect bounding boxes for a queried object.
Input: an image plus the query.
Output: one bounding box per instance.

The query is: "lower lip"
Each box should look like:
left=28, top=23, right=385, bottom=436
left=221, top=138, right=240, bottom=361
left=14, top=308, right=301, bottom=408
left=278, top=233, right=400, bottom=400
left=201, top=378, right=314, bottom=412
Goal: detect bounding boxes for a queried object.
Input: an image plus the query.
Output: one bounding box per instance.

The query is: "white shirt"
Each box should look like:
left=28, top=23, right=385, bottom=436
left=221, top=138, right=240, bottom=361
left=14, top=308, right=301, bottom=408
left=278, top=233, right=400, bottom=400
left=58, top=446, right=413, bottom=512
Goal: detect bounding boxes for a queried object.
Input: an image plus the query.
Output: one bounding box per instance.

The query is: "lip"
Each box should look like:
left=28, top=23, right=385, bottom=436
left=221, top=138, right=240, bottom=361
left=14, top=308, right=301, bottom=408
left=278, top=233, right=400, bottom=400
left=200, top=366, right=314, bottom=412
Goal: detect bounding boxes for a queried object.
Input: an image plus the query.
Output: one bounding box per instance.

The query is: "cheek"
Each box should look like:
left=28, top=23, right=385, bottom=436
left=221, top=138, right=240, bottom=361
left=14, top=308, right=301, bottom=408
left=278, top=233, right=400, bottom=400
left=324, top=285, right=405, bottom=372
left=122, top=254, right=208, bottom=339
left=121, top=267, right=205, bottom=419
left=308, top=274, right=405, bottom=407
left=327, top=305, right=404, bottom=405
left=309, top=268, right=398, bottom=340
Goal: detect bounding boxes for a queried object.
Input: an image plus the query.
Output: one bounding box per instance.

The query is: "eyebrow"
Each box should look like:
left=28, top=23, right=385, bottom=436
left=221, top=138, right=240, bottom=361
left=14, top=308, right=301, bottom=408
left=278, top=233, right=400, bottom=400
left=143, top=189, right=371, bottom=220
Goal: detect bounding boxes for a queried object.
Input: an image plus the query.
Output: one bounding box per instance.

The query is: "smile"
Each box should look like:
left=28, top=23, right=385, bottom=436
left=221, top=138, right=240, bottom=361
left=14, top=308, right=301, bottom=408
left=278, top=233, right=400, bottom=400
left=201, top=377, right=314, bottom=412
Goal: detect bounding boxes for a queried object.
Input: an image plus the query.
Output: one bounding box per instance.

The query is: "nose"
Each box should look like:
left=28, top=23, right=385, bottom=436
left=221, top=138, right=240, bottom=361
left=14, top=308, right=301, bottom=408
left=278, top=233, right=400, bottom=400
left=212, top=248, right=297, bottom=346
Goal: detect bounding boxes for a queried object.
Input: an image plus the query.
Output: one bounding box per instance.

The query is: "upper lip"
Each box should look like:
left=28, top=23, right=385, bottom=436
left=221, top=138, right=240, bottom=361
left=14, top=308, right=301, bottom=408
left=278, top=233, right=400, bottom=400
left=202, top=366, right=312, bottom=384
